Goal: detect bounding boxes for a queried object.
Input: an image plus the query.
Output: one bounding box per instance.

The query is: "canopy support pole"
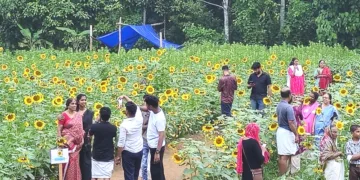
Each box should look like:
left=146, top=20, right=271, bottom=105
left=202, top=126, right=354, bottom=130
left=118, top=17, right=122, bottom=55
left=89, top=25, right=93, bottom=51
left=160, top=32, right=163, bottom=48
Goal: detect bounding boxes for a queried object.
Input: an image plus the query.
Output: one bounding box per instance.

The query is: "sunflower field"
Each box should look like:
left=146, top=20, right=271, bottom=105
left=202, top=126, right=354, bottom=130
left=0, top=42, right=360, bottom=179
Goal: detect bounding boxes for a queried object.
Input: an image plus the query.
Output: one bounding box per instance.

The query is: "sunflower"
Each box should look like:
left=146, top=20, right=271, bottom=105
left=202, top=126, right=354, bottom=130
left=105, top=53, right=110, bottom=59
left=169, top=66, right=175, bottom=73
left=114, top=121, right=121, bottom=127
left=270, top=54, right=277, bottom=60
left=118, top=76, right=127, bottom=84
left=269, top=122, right=278, bottom=131
left=303, top=142, right=313, bottom=149
left=164, top=89, right=173, bottom=96
left=34, top=120, right=45, bottom=130
left=0, top=47, right=3, bottom=52
left=226, top=162, right=236, bottom=169
left=24, top=121, right=29, bottom=127
left=50, top=55, right=56, bottom=60
left=5, top=113, right=16, bottom=122
left=133, top=83, right=139, bottom=89
left=214, top=136, right=225, bottom=147
left=17, top=156, right=29, bottom=163
left=312, top=86, right=319, bottom=92
left=147, top=74, right=154, bottom=81
left=333, top=102, right=342, bottom=110
left=32, top=94, right=42, bottom=103
left=75, top=61, right=82, bottom=67
left=131, top=90, right=138, bottom=96
left=40, top=54, right=46, bottom=59
left=347, top=103, right=355, bottom=109
left=339, top=88, right=348, bottom=96
left=346, top=107, right=355, bottom=116
left=181, top=94, right=190, bottom=101
left=156, top=49, right=163, bottom=56
left=24, top=96, right=33, bottom=105
left=206, top=61, right=212, bottom=67
left=4, top=77, right=10, bottom=83
left=33, top=70, right=42, bottom=77
left=231, top=149, right=238, bottom=158
left=57, top=137, right=67, bottom=146
left=93, top=102, right=103, bottom=111
left=84, top=62, right=90, bottom=69
left=138, top=56, right=144, bottom=61
left=172, top=153, right=183, bottom=164
left=279, top=61, right=285, bottom=66
left=100, top=86, right=107, bottom=93
left=194, top=88, right=200, bottom=95
left=297, top=126, right=305, bottom=135
left=237, top=128, right=245, bottom=136
left=272, top=114, right=277, bottom=121
left=205, top=74, right=216, bottom=83
left=202, top=124, right=214, bottom=132
left=146, top=85, right=155, bottom=94
left=335, top=121, right=344, bottom=130
left=305, top=59, right=311, bottom=65
left=302, top=66, right=308, bottom=71
left=128, top=65, right=134, bottom=71
left=333, top=74, right=341, bottom=82
left=346, top=70, right=353, bottom=77
left=237, top=90, right=245, bottom=97
left=263, top=97, right=271, bottom=105
left=17, top=56, right=24, bottom=61
left=271, top=84, right=280, bottom=93
left=199, top=90, right=206, bottom=95
left=93, top=54, right=98, bottom=60
left=86, top=87, right=93, bottom=93
left=266, top=60, right=272, bottom=66
left=2, top=64, right=8, bottom=70
left=194, top=57, right=200, bottom=63
left=236, top=78, right=242, bottom=85
left=316, top=107, right=322, bottom=115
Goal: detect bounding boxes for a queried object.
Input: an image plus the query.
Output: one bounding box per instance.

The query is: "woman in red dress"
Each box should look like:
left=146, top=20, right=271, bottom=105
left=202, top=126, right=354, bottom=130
left=57, top=98, right=84, bottom=180
left=314, top=60, right=332, bottom=94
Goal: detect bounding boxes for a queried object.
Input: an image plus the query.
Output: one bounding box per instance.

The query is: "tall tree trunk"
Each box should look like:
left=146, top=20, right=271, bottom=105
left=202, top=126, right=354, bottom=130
left=223, top=0, right=229, bottom=42
left=280, top=0, right=285, bottom=30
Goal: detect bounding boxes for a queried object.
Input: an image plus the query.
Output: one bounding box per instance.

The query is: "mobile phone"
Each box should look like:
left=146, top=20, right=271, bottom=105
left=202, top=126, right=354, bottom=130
left=117, top=98, right=123, bottom=105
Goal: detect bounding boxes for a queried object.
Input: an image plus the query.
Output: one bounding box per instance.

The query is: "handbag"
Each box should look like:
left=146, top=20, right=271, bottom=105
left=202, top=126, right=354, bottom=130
left=242, top=148, right=263, bottom=180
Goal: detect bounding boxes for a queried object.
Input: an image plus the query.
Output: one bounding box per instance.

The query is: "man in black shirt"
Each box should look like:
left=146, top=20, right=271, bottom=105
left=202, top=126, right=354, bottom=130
left=89, top=107, right=117, bottom=180
left=247, top=62, right=272, bottom=110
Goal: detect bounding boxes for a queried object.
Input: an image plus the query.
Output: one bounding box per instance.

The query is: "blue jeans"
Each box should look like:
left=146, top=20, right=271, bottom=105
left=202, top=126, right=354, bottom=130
left=141, top=143, right=150, bottom=180
left=122, top=150, right=143, bottom=180
left=250, top=99, right=265, bottom=110
left=221, top=102, right=232, bottom=117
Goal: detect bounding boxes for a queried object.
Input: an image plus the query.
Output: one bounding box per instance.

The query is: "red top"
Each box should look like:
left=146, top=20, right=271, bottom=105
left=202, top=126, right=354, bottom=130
left=58, top=112, right=71, bottom=126
left=319, top=67, right=332, bottom=89
left=218, top=75, right=238, bottom=103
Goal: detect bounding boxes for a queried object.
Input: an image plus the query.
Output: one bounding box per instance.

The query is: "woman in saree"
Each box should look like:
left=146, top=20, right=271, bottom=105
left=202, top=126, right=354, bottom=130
left=314, top=93, right=339, bottom=147
left=288, top=58, right=305, bottom=96
left=314, top=60, right=332, bottom=93
left=320, top=125, right=344, bottom=180
left=236, top=123, right=270, bottom=180
left=57, top=98, right=85, bottom=180
left=302, top=91, right=320, bottom=134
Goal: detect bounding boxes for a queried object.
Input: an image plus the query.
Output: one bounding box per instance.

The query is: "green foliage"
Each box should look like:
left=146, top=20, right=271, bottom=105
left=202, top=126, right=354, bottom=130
left=183, top=24, right=224, bottom=44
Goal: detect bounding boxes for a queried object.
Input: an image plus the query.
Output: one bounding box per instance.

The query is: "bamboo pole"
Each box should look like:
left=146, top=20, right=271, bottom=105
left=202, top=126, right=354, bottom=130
left=59, top=164, right=63, bottom=180
left=118, top=17, right=122, bottom=55
left=89, top=25, right=93, bottom=51
left=159, top=32, right=163, bottom=48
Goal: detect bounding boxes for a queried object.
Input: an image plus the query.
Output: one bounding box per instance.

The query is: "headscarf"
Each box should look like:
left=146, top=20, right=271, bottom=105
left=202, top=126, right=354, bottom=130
left=236, top=123, right=270, bottom=174
left=319, top=126, right=338, bottom=165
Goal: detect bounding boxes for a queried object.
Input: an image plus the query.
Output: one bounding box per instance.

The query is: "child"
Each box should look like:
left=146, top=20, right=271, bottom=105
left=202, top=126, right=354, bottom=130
left=346, top=125, right=360, bottom=180
left=89, top=107, right=117, bottom=180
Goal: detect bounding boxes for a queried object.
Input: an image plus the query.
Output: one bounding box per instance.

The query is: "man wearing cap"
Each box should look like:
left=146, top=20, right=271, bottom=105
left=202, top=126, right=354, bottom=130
left=247, top=62, right=272, bottom=110
left=218, top=65, right=237, bottom=117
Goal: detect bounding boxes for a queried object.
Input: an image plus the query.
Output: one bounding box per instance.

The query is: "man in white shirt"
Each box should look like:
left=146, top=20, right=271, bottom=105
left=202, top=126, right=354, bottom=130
left=144, top=95, right=166, bottom=180
left=115, top=95, right=143, bottom=180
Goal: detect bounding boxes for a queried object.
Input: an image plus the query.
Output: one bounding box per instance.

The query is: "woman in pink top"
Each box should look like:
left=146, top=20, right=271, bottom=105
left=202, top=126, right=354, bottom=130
left=301, top=91, right=320, bottom=134
left=287, top=58, right=305, bottom=96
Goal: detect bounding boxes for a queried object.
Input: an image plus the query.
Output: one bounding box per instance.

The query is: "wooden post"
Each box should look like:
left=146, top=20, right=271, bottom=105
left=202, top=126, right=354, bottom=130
left=118, top=17, right=122, bottom=55
left=59, top=164, right=63, bottom=180
left=159, top=32, right=163, bottom=48
left=89, top=25, right=93, bottom=51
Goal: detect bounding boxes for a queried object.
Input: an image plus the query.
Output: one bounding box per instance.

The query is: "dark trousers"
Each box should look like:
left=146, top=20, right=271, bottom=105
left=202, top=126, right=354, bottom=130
left=122, top=150, right=143, bottom=180
left=79, top=142, right=92, bottom=180
left=150, top=146, right=166, bottom=180
left=221, top=102, right=232, bottom=117
left=350, top=165, right=360, bottom=180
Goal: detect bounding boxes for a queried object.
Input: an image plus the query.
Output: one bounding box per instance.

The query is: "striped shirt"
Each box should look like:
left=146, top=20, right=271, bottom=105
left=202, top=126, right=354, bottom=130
left=346, top=140, right=360, bottom=164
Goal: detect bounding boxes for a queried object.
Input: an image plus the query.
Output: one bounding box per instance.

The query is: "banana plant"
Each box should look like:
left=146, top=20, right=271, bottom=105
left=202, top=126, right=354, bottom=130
left=17, top=24, right=53, bottom=50
left=56, top=27, right=90, bottom=51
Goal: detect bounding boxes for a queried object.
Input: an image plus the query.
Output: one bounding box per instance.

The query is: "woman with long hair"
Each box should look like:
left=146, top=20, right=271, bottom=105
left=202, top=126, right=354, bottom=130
left=236, top=123, right=270, bottom=180
left=287, top=57, right=305, bottom=95
left=76, top=94, right=94, bottom=180
left=302, top=91, right=320, bottom=134
left=57, top=98, right=85, bottom=180
left=314, top=93, right=339, bottom=147
left=314, top=60, right=332, bottom=93
left=320, top=125, right=344, bottom=180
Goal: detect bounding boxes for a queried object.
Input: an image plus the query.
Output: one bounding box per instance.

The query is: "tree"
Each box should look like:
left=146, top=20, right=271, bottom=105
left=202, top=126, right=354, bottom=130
left=56, top=27, right=90, bottom=51
left=17, top=24, right=52, bottom=50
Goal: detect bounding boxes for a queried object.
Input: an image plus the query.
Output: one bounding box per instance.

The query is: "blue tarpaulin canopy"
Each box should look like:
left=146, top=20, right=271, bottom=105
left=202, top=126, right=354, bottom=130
left=97, top=25, right=182, bottom=50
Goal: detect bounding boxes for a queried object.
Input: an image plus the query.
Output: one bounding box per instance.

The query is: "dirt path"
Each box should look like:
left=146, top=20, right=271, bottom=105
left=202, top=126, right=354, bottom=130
left=111, top=148, right=185, bottom=180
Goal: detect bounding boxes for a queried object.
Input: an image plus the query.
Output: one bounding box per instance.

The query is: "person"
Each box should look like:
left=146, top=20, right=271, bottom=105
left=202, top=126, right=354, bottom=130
left=57, top=98, right=85, bottom=180
left=115, top=95, right=144, bottom=180
left=314, top=60, right=332, bottom=93
left=301, top=91, right=320, bottom=134
left=145, top=95, right=166, bottom=180
left=320, top=125, right=344, bottom=180
left=345, top=125, right=360, bottom=180
left=287, top=58, right=305, bottom=96
left=76, top=94, right=94, bottom=180
left=247, top=62, right=272, bottom=111
left=140, top=94, right=151, bottom=180
left=217, top=65, right=237, bottom=116
left=236, top=123, right=269, bottom=180
left=276, top=87, right=298, bottom=176
left=89, top=107, right=117, bottom=180
left=314, top=93, right=339, bottom=146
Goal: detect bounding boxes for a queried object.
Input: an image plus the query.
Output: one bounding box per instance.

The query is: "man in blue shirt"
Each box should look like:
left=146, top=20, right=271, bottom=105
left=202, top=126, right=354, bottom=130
left=276, top=87, right=298, bottom=176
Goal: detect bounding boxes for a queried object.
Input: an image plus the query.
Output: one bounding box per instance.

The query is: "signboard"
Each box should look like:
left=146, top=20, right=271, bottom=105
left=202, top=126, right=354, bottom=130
left=50, top=148, right=69, bottom=164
